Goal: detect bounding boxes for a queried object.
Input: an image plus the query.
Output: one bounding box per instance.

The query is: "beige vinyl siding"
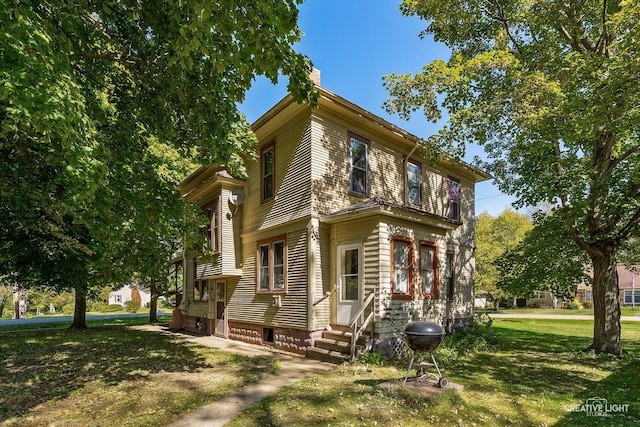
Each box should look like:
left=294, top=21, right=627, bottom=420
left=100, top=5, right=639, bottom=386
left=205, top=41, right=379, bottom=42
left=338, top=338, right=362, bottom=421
left=244, top=114, right=313, bottom=233
left=228, top=226, right=308, bottom=330
left=312, top=222, right=332, bottom=330
left=310, top=113, right=405, bottom=215
left=330, top=218, right=380, bottom=325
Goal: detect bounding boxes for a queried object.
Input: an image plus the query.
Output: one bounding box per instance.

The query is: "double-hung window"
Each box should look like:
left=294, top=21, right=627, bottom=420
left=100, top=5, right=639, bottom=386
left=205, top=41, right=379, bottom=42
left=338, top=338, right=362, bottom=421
left=448, top=177, right=460, bottom=221
left=349, top=133, right=369, bottom=196
left=261, top=143, right=275, bottom=203
left=194, top=279, right=209, bottom=302
left=446, top=250, right=455, bottom=300
left=407, top=160, right=422, bottom=205
left=624, top=290, right=640, bottom=305
left=419, top=241, right=438, bottom=299
left=204, top=198, right=221, bottom=253
left=391, top=236, right=414, bottom=299
left=257, top=236, right=287, bottom=293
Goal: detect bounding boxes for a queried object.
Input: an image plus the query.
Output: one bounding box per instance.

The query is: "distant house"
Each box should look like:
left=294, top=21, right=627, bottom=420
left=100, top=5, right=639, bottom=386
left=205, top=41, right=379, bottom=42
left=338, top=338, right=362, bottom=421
left=109, top=284, right=151, bottom=308
left=577, top=265, right=639, bottom=306
left=175, top=73, right=490, bottom=362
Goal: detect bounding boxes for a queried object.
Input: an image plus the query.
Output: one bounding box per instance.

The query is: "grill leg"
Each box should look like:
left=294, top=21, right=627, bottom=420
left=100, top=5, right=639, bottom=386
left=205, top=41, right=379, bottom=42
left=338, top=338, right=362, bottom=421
left=403, top=353, right=416, bottom=385
left=431, top=352, right=443, bottom=379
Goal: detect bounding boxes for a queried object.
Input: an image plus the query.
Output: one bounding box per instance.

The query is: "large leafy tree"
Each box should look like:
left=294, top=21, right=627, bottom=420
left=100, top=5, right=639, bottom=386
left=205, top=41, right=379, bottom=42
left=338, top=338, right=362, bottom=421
left=475, top=210, right=532, bottom=310
left=1, top=0, right=316, bottom=327
left=495, top=212, right=590, bottom=303
left=384, top=0, right=640, bottom=354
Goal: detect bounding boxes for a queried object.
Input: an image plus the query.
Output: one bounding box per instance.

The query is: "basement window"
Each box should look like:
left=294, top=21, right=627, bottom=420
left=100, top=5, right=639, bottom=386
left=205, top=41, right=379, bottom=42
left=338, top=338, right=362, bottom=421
left=263, top=327, right=274, bottom=344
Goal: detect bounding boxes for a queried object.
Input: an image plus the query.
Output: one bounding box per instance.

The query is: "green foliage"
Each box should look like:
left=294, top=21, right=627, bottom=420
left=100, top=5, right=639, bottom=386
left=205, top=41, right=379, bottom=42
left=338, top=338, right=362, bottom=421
left=583, top=301, right=594, bottom=310
left=436, top=314, right=501, bottom=364
left=87, top=302, right=109, bottom=313
left=496, top=212, right=589, bottom=300
left=61, top=304, right=74, bottom=315
left=1, top=0, right=318, bottom=327
left=385, top=0, right=640, bottom=354
left=104, top=304, right=124, bottom=313
left=359, top=351, right=389, bottom=367
left=568, top=299, right=583, bottom=310
left=475, top=210, right=532, bottom=305
left=124, top=300, right=139, bottom=313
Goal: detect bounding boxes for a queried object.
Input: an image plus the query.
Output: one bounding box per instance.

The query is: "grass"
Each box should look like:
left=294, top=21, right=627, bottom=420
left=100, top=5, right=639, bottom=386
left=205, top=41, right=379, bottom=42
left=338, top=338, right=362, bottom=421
left=0, top=317, right=278, bottom=426
left=1, top=317, right=639, bottom=426
left=0, top=313, right=172, bottom=332
left=478, top=306, right=640, bottom=317
left=228, top=319, right=640, bottom=427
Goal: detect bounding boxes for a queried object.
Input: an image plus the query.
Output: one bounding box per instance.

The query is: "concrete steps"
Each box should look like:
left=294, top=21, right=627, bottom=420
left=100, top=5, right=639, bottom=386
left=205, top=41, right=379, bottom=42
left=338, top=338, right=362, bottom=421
left=306, top=327, right=370, bottom=364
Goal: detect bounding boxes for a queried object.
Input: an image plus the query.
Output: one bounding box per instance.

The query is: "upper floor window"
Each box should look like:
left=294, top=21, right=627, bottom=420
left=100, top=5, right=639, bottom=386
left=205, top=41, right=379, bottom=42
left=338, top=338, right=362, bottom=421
left=349, top=133, right=369, bottom=196
left=419, top=241, right=438, bottom=299
left=257, top=235, right=287, bottom=293
left=391, top=236, right=414, bottom=299
left=448, top=177, right=460, bottom=221
left=407, top=160, right=422, bottom=205
left=204, top=198, right=221, bottom=253
left=261, top=143, right=275, bottom=203
left=446, top=250, right=455, bottom=300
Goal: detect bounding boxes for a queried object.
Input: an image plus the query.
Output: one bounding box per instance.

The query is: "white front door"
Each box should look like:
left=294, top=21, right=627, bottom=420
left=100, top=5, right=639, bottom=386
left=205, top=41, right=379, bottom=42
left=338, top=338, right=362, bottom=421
left=337, top=244, right=363, bottom=325
left=214, top=280, right=226, bottom=336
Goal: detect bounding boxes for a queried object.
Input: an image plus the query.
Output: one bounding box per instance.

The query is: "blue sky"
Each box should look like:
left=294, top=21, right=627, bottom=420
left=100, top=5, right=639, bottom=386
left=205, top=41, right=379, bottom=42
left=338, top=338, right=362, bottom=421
left=239, top=0, right=517, bottom=217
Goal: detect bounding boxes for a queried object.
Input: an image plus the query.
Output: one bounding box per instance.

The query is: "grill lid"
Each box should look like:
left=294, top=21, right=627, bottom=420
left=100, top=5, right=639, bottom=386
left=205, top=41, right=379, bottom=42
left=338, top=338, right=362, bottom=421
left=403, top=321, right=444, bottom=336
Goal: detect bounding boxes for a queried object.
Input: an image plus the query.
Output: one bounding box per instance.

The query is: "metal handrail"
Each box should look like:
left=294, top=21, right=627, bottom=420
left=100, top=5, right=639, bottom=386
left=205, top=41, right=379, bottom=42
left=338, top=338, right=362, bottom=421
left=313, top=290, right=334, bottom=307
left=349, top=292, right=375, bottom=360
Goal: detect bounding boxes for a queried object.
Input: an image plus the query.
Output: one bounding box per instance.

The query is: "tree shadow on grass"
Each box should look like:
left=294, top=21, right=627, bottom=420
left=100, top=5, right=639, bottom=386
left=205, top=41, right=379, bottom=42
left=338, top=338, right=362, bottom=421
left=0, top=325, right=267, bottom=421
left=448, top=324, right=640, bottom=426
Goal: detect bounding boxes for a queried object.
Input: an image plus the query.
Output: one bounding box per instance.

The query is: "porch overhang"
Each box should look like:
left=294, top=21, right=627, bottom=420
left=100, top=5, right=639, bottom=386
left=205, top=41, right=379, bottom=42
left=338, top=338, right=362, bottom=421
left=321, top=197, right=461, bottom=232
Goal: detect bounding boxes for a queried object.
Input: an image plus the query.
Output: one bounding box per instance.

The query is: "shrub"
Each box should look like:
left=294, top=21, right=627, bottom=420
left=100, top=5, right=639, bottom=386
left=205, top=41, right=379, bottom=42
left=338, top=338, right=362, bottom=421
left=435, top=314, right=501, bottom=364
left=104, top=304, right=124, bottom=312
left=582, top=300, right=593, bottom=309
left=124, top=300, right=139, bottom=313
left=360, top=351, right=389, bottom=366
left=87, top=302, right=109, bottom=313
left=62, top=304, right=75, bottom=315
left=568, top=299, right=582, bottom=310
left=527, top=301, right=548, bottom=309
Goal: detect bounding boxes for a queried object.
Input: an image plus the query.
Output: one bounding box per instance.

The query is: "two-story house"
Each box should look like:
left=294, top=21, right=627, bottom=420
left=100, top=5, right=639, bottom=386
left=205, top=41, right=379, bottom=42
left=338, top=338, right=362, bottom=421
left=177, top=77, right=490, bottom=362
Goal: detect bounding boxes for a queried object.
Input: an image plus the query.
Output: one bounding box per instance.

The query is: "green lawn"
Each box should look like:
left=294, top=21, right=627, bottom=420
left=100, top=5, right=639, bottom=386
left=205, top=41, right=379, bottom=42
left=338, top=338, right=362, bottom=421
left=479, top=306, right=640, bottom=317
left=1, top=317, right=638, bottom=426
left=0, top=318, right=278, bottom=426
left=229, top=319, right=640, bottom=427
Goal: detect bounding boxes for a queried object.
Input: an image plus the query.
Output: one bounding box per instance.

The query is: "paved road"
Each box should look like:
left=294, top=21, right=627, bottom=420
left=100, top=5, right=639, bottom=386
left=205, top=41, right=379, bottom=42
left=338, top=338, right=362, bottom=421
left=0, top=312, right=171, bottom=326
left=488, top=313, right=640, bottom=321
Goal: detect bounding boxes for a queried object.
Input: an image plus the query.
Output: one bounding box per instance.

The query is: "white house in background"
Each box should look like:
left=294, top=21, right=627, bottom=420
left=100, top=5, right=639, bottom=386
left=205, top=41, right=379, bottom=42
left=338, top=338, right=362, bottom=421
left=108, top=284, right=152, bottom=307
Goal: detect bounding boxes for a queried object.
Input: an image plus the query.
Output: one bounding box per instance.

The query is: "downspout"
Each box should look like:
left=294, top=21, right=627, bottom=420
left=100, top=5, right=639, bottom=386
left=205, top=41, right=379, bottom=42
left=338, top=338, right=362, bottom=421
left=403, top=141, right=420, bottom=205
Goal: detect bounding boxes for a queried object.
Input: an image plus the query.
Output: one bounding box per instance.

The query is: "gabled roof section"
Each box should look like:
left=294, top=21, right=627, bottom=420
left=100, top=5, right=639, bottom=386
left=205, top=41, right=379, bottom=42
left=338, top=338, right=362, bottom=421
left=179, top=166, right=245, bottom=203
left=251, top=86, right=491, bottom=183
left=322, top=197, right=461, bottom=232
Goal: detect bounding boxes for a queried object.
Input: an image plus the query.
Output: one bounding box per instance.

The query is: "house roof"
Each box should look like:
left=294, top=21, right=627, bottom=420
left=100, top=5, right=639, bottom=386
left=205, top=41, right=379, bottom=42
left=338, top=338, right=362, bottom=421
left=578, top=265, right=639, bottom=290
left=321, top=196, right=461, bottom=232
left=252, top=86, right=492, bottom=184
left=179, top=166, right=245, bottom=202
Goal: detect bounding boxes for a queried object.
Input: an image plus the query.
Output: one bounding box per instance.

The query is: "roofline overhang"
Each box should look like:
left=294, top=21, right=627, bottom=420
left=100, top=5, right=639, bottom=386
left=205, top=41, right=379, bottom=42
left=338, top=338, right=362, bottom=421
left=179, top=166, right=246, bottom=203
left=250, top=86, right=491, bottom=183
left=321, top=203, right=461, bottom=233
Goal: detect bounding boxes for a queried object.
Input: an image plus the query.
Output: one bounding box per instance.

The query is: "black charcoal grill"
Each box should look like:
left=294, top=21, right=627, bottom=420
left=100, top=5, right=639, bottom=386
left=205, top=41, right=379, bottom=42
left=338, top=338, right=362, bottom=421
left=402, top=321, right=448, bottom=388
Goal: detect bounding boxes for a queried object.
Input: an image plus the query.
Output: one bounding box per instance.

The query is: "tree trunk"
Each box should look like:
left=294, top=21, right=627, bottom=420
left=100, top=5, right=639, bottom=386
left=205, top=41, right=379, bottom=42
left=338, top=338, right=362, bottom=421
left=70, top=287, right=88, bottom=329
left=590, top=250, right=622, bottom=355
left=149, top=280, right=158, bottom=324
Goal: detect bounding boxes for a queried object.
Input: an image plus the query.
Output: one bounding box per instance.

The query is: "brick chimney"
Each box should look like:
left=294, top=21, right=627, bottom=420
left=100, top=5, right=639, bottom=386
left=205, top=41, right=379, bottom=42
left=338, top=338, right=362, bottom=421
left=310, top=67, right=321, bottom=86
